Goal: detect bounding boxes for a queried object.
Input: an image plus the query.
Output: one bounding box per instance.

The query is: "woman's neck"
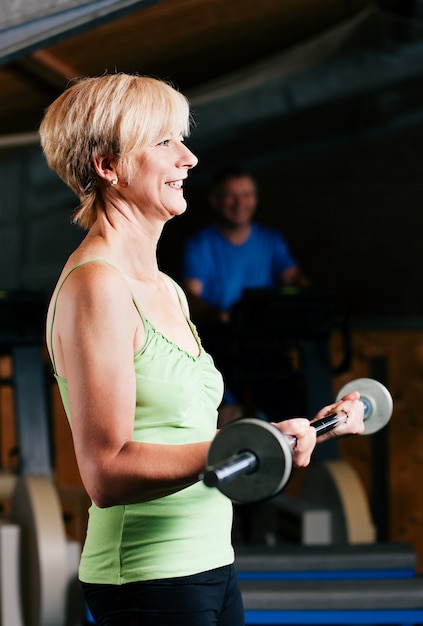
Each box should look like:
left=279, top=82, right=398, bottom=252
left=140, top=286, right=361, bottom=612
left=82, top=212, right=162, bottom=279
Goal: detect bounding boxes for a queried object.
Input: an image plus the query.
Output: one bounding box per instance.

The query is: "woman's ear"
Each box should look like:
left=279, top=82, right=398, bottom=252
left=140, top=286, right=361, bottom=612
left=92, top=155, right=118, bottom=185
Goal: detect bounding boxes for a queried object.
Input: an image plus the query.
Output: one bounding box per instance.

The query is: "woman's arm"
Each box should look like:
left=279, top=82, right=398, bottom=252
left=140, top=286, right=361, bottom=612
left=53, top=262, right=211, bottom=508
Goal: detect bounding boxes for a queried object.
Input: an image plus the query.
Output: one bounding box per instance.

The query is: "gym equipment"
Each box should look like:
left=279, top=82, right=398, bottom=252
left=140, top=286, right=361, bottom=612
left=299, top=460, right=376, bottom=544
left=201, top=378, right=393, bottom=502
left=240, top=577, right=423, bottom=625
left=11, top=476, right=69, bottom=626
left=0, top=291, right=83, bottom=626
left=235, top=542, right=423, bottom=625
left=234, top=542, right=418, bottom=580
left=231, top=287, right=351, bottom=438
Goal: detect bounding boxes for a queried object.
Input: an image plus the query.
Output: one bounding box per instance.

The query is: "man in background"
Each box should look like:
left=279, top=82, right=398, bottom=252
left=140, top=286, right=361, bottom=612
left=183, top=166, right=309, bottom=424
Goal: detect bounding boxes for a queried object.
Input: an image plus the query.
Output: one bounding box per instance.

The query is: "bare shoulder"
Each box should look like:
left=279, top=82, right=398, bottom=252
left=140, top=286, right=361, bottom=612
left=48, top=259, right=135, bottom=338
left=52, top=259, right=128, bottom=306
left=48, top=258, right=140, bottom=375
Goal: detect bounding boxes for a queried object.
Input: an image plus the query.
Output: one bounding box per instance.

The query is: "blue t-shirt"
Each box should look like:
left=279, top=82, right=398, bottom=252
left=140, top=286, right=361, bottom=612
left=183, top=223, right=297, bottom=311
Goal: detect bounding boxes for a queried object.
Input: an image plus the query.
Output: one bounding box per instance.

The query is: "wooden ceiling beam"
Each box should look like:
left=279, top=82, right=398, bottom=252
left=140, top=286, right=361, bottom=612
left=17, top=50, right=78, bottom=89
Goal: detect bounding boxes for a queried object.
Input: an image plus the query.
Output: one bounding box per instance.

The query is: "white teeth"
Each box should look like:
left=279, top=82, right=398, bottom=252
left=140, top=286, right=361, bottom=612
left=166, top=180, right=182, bottom=189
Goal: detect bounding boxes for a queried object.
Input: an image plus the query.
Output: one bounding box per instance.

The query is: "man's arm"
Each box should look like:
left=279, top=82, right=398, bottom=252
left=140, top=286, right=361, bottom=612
left=281, top=266, right=310, bottom=287
left=184, top=278, right=230, bottom=324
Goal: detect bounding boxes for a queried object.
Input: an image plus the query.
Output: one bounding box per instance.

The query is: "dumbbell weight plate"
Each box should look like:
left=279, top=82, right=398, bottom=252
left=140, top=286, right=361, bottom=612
left=206, top=418, right=293, bottom=503
left=336, top=377, right=393, bottom=435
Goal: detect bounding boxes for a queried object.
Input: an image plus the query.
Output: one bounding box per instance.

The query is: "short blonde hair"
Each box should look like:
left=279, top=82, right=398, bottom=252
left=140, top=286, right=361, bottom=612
left=39, top=73, right=191, bottom=229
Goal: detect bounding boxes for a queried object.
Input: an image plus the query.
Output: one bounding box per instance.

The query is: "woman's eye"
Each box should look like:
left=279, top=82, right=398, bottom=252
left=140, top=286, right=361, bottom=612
left=157, top=139, right=170, bottom=146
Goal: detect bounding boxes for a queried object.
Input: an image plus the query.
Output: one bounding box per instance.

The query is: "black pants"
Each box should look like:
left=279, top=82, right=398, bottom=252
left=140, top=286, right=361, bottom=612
left=82, top=564, right=244, bottom=626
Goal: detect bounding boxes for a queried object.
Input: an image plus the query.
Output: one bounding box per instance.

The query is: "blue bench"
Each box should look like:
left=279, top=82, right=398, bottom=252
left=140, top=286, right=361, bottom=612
left=235, top=542, right=417, bottom=581
left=240, top=577, right=423, bottom=625
left=236, top=543, right=422, bottom=625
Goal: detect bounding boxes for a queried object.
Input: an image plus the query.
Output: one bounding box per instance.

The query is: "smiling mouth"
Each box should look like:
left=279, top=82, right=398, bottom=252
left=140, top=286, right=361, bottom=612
left=166, top=180, right=183, bottom=189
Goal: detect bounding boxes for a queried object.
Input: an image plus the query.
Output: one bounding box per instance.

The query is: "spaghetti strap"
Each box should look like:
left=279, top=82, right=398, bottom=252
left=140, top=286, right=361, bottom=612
left=166, top=275, right=190, bottom=320
left=48, top=258, right=123, bottom=374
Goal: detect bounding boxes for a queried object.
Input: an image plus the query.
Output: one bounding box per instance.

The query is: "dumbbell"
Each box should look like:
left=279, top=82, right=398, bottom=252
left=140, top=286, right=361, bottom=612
left=200, top=378, right=393, bottom=503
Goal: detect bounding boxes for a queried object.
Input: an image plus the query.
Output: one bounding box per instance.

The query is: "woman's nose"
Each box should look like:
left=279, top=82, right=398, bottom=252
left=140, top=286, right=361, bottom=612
left=181, top=144, right=198, bottom=169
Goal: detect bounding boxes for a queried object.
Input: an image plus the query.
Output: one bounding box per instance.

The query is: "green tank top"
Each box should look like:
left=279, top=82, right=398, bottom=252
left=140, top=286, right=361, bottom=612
left=49, top=260, right=234, bottom=584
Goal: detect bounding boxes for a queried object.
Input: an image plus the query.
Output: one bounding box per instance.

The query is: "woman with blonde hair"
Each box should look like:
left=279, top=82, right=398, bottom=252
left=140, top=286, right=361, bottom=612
left=40, top=73, right=364, bottom=626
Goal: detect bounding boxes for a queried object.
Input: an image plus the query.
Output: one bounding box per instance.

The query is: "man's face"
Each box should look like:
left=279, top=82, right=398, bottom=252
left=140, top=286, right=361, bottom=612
left=211, top=176, right=257, bottom=227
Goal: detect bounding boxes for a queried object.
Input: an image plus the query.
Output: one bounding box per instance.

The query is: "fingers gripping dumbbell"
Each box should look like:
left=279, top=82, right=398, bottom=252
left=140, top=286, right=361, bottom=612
left=200, top=378, right=393, bottom=503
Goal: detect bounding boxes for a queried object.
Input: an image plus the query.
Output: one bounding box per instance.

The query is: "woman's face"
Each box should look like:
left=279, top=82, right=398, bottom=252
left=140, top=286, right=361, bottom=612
left=129, top=131, right=198, bottom=221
